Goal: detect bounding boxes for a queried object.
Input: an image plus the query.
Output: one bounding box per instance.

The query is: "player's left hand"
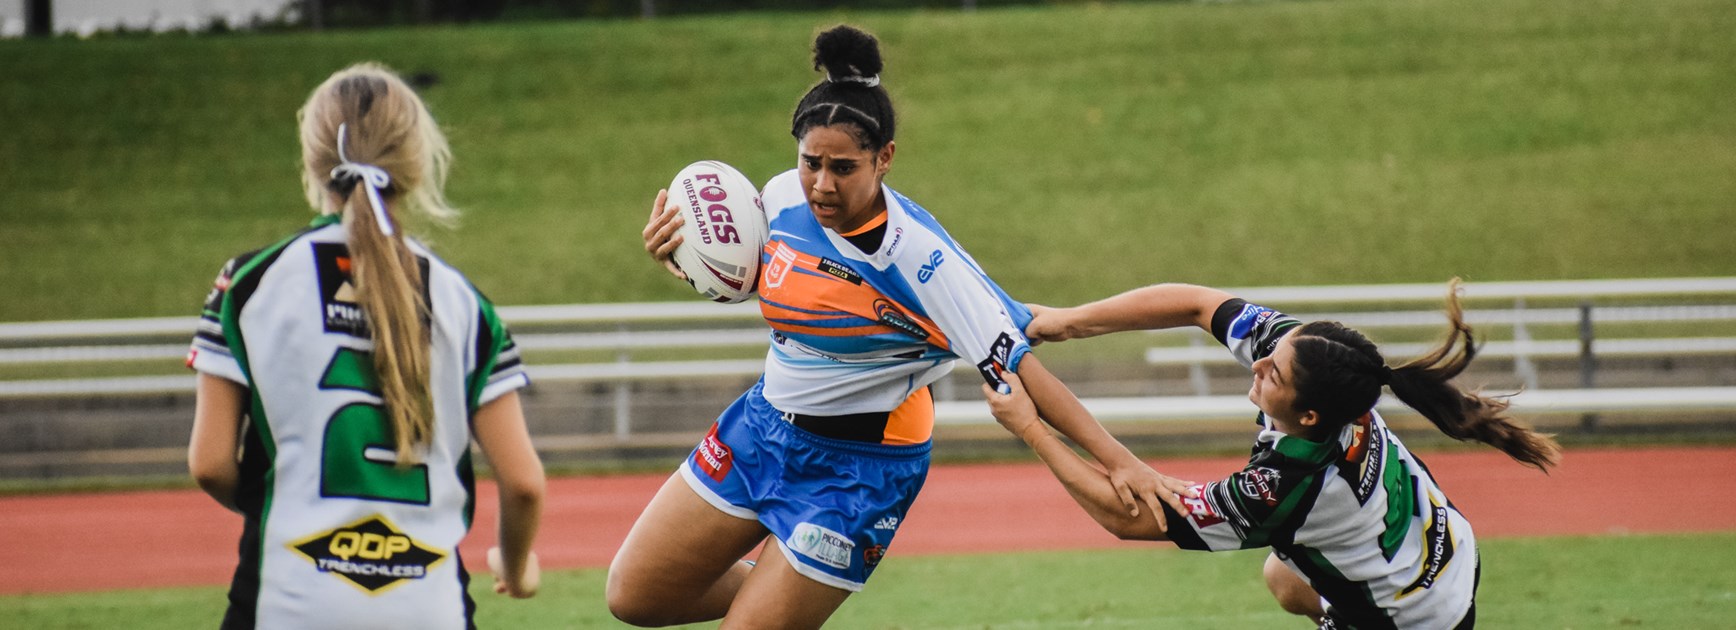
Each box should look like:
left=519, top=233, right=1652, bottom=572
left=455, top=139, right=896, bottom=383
left=488, top=547, right=541, bottom=599
left=1024, top=304, right=1076, bottom=344
left=982, top=371, right=1042, bottom=442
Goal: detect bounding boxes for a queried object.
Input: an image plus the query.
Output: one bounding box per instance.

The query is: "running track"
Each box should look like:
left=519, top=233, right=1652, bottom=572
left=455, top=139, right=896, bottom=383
left=3, top=446, right=1734, bottom=595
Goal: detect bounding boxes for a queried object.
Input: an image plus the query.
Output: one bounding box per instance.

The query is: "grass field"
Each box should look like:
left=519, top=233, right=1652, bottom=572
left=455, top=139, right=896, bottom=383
left=3, top=533, right=1733, bottom=628
left=2, top=0, right=1733, bottom=323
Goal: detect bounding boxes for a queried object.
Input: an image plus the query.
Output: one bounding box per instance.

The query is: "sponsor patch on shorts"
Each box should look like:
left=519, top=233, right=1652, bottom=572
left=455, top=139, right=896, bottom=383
left=789, top=522, right=855, bottom=570
left=694, top=423, right=734, bottom=482
left=286, top=514, right=447, bottom=595
left=863, top=544, right=887, bottom=567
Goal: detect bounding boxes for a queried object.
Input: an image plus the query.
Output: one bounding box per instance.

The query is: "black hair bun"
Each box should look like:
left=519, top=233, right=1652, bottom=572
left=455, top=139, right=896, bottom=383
left=813, top=25, right=883, bottom=81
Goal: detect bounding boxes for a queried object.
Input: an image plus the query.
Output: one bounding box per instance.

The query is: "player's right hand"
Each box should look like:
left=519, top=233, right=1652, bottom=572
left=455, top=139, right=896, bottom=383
left=1024, top=304, right=1080, bottom=344
left=488, top=547, right=541, bottom=599
left=642, top=189, right=688, bottom=282
left=1106, top=461, right=1198, bottom=533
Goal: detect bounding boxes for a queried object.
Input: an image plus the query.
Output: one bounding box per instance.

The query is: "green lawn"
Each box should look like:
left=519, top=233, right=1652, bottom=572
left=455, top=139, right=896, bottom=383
left=4, top=532, right=1733, bottom=628
left=2, top=0, right=1733, bottom=323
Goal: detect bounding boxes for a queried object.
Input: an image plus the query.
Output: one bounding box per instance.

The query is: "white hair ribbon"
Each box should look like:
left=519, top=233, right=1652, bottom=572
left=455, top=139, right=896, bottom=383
left=828, top=73, right=881, bottom=88
left=329, top=122, right=396, bottom=237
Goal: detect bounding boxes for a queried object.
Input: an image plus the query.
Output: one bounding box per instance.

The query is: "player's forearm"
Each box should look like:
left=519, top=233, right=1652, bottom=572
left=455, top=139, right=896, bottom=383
left=495, top=482, right=543, bottom=578
left=473, top=392, right=546, bottom=579
left=192, top=469, right=240, bottom=513
left=1018, top=356, right=1143, bottom=469
left=1067, top=284, right=1231, bottom=337
left=1020, top=428, right=1165, bottom=541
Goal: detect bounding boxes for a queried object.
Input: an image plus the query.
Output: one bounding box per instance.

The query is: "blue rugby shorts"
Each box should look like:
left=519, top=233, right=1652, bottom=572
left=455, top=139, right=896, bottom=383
left=679, top=380, right=931, bottom=591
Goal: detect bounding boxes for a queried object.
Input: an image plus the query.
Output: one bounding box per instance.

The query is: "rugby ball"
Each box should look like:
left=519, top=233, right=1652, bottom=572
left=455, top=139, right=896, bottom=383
left=667, top=161, right=768, bottom=304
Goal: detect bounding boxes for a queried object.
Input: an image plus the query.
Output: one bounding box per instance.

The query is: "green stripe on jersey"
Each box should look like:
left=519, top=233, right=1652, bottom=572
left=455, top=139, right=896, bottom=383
left=1379, top=444, right=1417, bottom=561
left=219, top=215, right=338, bottom=601
left=465, top=287, right=511, bottom=414
left=1240, top=472, right=1320, bottom=548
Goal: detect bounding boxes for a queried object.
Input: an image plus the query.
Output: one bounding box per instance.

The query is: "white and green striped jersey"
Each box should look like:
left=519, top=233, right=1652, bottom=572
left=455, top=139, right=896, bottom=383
left=188, top=214, right=527, bottom=630
left=1160, top=299, right=1478, bottom=629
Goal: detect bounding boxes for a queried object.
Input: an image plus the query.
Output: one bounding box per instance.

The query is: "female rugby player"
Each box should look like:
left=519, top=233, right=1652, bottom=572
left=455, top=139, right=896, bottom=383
left=187, top=63, right=545, bottom=629
left=986, top=280, right=1559, bottom=628
left=611, top=25, right=1187, bottom=629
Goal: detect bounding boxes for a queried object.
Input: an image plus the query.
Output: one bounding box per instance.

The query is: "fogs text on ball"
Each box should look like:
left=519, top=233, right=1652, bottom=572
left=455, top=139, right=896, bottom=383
left=668, top=160, right=768, bottom=304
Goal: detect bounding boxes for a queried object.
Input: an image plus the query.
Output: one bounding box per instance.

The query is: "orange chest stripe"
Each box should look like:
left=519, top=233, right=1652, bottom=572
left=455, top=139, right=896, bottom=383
left=760, top=241, right=950, bottom=349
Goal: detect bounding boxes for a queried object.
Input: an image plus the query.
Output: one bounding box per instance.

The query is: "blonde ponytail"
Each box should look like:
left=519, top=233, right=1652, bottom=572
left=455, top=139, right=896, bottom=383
left=299, top=63, right=457, bottom=467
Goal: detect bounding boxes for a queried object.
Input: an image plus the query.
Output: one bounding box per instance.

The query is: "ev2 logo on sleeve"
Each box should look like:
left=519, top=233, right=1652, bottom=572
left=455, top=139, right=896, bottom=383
left=916, top=249, right=945, bottom=283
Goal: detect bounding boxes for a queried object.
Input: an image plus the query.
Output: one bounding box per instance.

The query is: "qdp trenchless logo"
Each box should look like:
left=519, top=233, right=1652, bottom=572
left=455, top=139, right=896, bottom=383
left=287, top=514, right=448, bottom=595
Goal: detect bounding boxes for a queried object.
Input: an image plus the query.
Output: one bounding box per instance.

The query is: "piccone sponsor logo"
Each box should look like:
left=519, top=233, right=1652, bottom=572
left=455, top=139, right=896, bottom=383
left=789, top=522, right=854, bottom=570
left=286, top=514, right=447, bottom=594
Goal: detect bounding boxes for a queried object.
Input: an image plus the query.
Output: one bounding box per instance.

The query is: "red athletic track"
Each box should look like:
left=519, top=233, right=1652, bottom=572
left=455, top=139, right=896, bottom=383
left=3, top=446, right=1733, bottom=595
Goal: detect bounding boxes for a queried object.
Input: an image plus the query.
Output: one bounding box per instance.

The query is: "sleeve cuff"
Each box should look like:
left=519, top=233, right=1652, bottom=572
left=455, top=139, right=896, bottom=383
left=189, top=348, right=248, bottom=386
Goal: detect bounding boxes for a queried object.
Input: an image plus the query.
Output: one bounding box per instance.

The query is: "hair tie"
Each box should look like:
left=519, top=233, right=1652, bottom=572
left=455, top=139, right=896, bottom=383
left=1377, top=365, right=1395, bottom=385
left=827, top=73, right=881, bottom=88
left=329, top=122, right=396, bottom=237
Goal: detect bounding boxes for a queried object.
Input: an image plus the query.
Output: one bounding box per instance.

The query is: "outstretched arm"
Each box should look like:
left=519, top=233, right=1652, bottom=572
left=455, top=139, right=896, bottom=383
left=1027, top=284, right=1234, bottom=343
left=474, top=391, right=546, bottom=599
left=1015, top=355, right=1170, bottom=520
left=986, top=371, right=1194, bottom=540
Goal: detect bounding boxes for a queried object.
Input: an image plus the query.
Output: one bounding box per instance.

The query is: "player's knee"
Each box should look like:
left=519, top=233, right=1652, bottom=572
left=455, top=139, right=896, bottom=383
left=604, top=597, right=670, bottom=628
left=1263, top=555, right=1321, bottom=617
left=604, top=571, right=669, bottom=626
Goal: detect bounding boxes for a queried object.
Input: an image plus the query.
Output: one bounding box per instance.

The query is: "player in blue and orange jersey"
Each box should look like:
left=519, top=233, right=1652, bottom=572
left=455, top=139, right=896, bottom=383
left=610, top=25, right=1192, bottom=629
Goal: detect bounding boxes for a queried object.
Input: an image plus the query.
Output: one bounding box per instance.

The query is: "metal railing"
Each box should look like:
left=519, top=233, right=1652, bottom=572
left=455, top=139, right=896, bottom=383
left=4, top=277, right=1736, bottom=431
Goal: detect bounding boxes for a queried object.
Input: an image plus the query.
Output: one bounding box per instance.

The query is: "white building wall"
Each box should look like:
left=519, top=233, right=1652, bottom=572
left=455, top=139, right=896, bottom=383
left=0, top=0, right=298, bottom=37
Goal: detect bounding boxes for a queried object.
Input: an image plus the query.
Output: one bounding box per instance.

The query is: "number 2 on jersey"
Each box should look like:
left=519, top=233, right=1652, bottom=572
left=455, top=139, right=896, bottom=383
left=318, top=347, right=431, bottom=505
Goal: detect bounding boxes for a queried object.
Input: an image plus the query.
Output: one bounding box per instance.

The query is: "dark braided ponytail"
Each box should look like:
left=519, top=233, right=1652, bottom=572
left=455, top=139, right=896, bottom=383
left=1289, top=279, right=1562, bottom=471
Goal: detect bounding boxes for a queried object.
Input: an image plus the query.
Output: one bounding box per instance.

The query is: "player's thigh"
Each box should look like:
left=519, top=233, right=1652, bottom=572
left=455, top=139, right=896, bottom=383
left=1264, top=552, right=1324, bottom=617
left=608, top=472, right=768, bottom=599
left=718, top=541, right=852, bottom=630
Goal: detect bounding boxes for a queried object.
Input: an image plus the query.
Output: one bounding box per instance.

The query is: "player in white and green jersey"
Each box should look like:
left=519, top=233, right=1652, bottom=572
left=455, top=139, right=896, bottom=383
left=187, top=64, right=545, bottom=630
left=985, top=280, right=1561, bottom=629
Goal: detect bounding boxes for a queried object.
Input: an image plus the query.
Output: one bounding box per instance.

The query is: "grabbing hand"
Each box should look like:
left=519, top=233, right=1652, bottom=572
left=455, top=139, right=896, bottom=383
left=641, top=189, right=688, bottom=282
left=982, top=371, right=1042, bottom=442
left=1106, top=462, right=1198, bottom=533
left=1025, top=304, right=1081, bottom=344
left=487, top=547, right=541, bottom=599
